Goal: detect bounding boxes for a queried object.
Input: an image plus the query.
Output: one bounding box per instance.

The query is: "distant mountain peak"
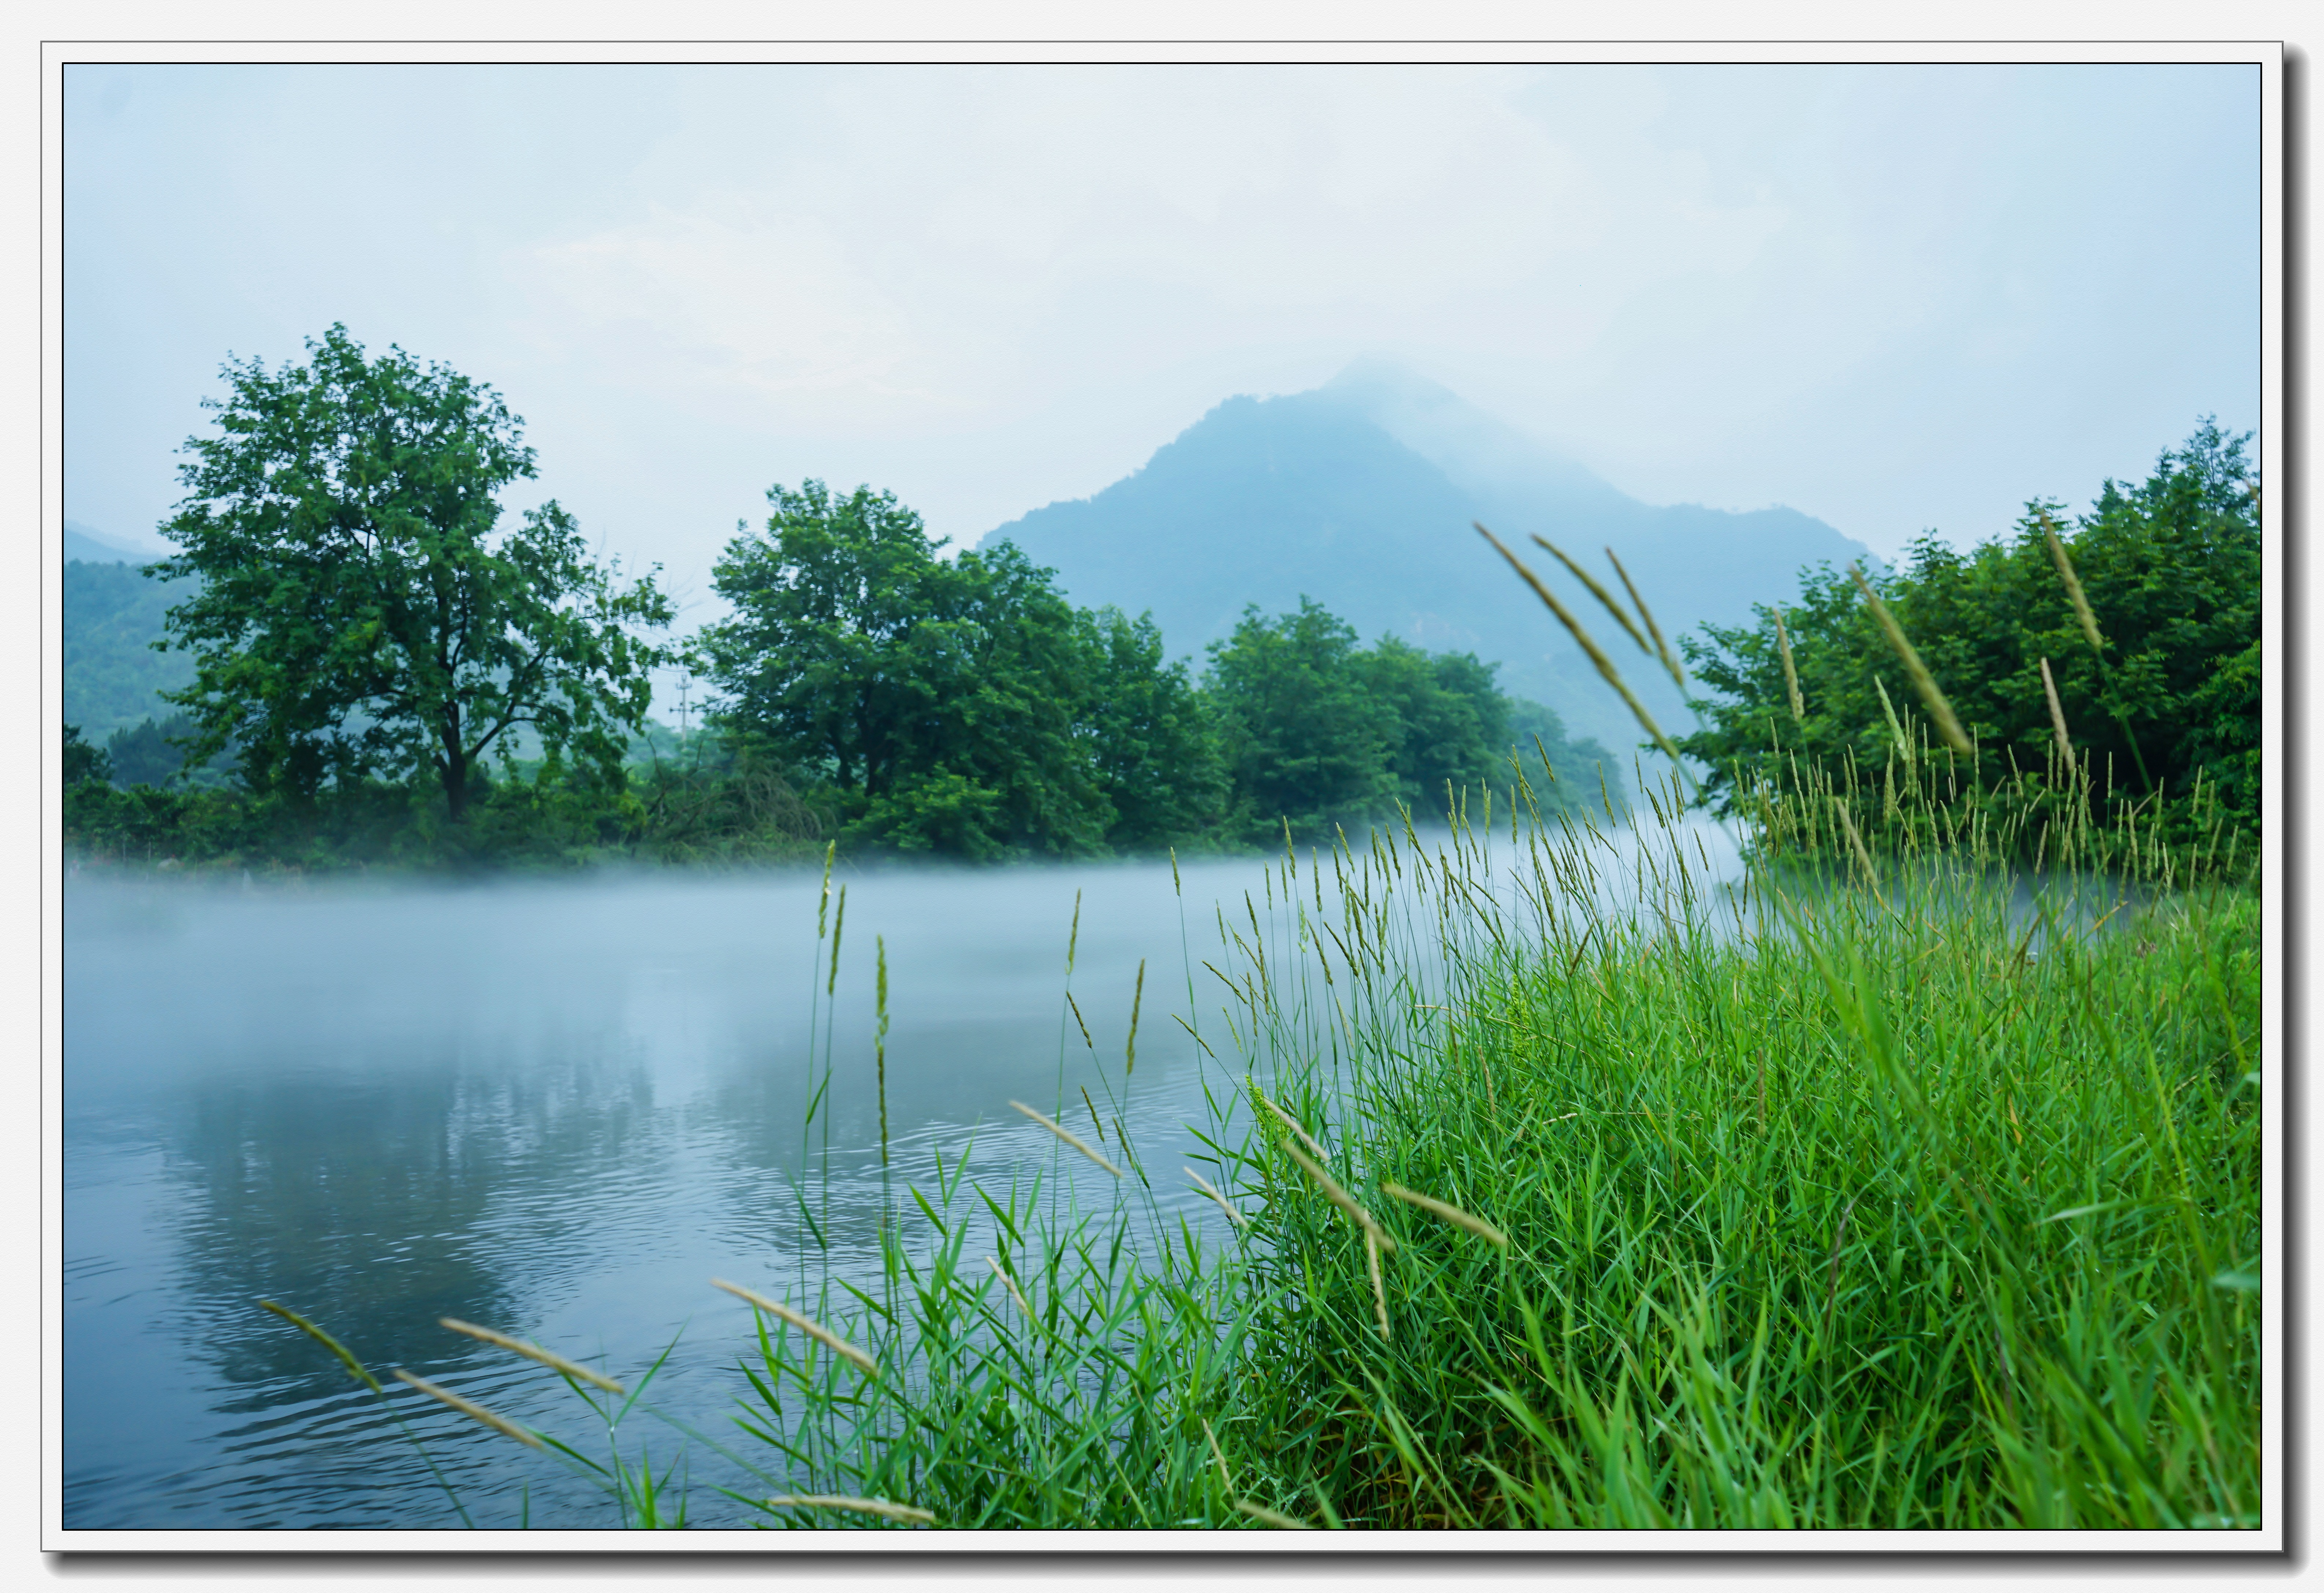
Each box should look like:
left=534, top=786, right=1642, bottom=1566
left=1310, top=362, right=1630, bottom=517
left=980, top=370, right=1868, bottom=757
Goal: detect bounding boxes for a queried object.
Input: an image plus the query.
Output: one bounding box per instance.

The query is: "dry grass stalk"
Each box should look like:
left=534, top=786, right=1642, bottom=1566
left=1379, top=1180, right=1510, bottom=1247
left=764, top=1494, right=935, bottom=1526
left=392, top=1369, right=541, bottom=1449
left=1364, top=1229, right=1392, bottom=1341
left=1774, top=607, right=1805, bottom=724
left=1236, top=1499, right=1313, bottom=1529
left=1281, top=1141, right=1396, bottom=1254
left=1009, top=1099, right=1124, bottom=1178
left=1125, top=957, right=1145, bottom=1075
left=711, top=1278, right=879, bottom=1375
left=1202, top=1416, right=1235, bottom=1492
left=1256, top=1091, right=1329, bottom=1163
left=2039, top=656, right=2073, bottom=763
left=1478, top=523, right=1682, bottom=764
left=2041, top=510, right=2107, bottom=657
left=1833, top=799, right=1887, bottom=906
left=1605, top=546, right=1686, bottom=687
left=1531, top=534, right=1651, bottom=655
left=439, top=1318, right=623, bottom=1395
left=258, top=1300, right=381, bottom=1393
left=1872, top=675, right=1914, bottom=766
left=1848, top=564, right=1972, bottom=755
left=1185, top=1166, right=1248, bottom=1229
left=985, top=1255, right=1033, bottom=1317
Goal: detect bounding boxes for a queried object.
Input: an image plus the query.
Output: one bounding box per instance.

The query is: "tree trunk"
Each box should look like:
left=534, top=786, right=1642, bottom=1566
left=441, top=706, right=469, bottom=823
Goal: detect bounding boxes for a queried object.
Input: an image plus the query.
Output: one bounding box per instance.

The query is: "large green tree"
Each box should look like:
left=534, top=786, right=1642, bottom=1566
left=1204, top=599, right=1403, bottom=840
left=152, top=326, right=674, bottom=821
left=701, top=481, right=1224, bottom=859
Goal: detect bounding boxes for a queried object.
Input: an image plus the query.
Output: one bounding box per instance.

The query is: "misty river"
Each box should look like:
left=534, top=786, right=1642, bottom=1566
left=62, top=823, right=1744, bottom=1531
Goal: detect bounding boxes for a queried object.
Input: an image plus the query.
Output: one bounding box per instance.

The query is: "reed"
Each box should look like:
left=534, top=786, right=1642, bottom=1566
left=394, top=1370, right=543, bottom=1449
left=1478, top=524, right=1682, bottom=765
left=1604, top=546, right=1686, bottom=688
left=439, top=1318, right=624, bottom=1394
left=1009, top=1099, right=1123, bottom=1178
left=1850, top=564, right=1973, bottom=755
left=1774, top=606, right=1805, bottom=724
left=711, top=1278, right=879, bottom=1375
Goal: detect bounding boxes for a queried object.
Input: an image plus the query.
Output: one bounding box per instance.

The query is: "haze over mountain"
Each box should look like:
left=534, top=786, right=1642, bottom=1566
left=980, top=364, right=1873, bottom=757
left=64, top=520, right=167, bottom=567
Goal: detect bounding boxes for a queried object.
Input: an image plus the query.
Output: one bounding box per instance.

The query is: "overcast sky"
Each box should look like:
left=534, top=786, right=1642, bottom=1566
left=64, top=61, right=2259, bottom=626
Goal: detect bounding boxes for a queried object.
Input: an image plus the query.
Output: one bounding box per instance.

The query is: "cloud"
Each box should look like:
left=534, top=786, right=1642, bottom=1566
left=507, top=67, right=1795, bottom=438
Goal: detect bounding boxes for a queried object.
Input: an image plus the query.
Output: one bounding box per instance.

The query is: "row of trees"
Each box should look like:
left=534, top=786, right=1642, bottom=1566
left=66, top=328, right=1613, bottom=870
left=697, top=482, right=1612, bottom=860
left=1676, top=418, right=2261, bottom=851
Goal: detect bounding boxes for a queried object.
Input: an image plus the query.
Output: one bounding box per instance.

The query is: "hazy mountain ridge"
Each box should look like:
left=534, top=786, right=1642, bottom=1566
left=65, top=520, right=168, bottom=566
left=980, top=367, right=1872, bottom=755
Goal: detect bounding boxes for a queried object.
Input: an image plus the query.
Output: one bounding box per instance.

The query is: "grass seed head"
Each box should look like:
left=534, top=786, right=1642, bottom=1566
left=1605, top=546, right=1686, bottom=687
left=438, top=1318, right=624, bottom=1394
left=1256, top=1091, right=1329, bottom=1163
left=764, top=1494, right=935, bottom=1526
left=2039, top=656, right=2074, bottom=763
left=1236, top=1499, right=1313, bottom=1529
left=1850, top=564, right=1973, bottom=756
left=2042, top=510, right=2108, bottom=658
left=1281, top=1140, right=1395, bottom=1253
left=392, top=1369, right=542, bottom=1448
left=258, top=1300, right=382, bottom=1393
left=1774, top=607, right=1805, bottom=724
left=1379, top=1180, right=1510, bottom=1247
left=1185, top=1166, right=1248, bottom=1228
left=1532, top=534, right=1651, bottom=656
left=1478, top=524, right=1683, bottom=766
left=1009, top=1099, right=1124, bottom=1178
left=710, top=1278, right=879, bottom=1375
left=986, top=1255, right=1034, bottom=1317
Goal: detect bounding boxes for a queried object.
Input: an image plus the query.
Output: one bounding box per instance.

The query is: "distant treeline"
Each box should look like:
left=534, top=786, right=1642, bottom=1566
left=63, top=327, right=2256, bottom=876
left=62, top=353, right=1617, bottom=872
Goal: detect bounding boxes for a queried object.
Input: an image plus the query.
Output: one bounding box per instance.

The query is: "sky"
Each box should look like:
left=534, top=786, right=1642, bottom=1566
left=64, top=61, right=2260, bottom=632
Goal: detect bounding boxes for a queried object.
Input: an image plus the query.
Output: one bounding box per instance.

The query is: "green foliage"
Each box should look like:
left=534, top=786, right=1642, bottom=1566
left=153, top=324, right=675, bottom=821
left=1677, top=420, right=2261, bottom=862
left=701, top=481, right=1230, bottom=861
left=102, top=713, right=237, bottom=790
left=63, top=724, right=113, bottom=787
left=386, top=766, right=2258, bottom=1529
left=1217, top=812, right=2259, bottom=1528
left=1204, top=599, right=1612, bottom=843
left=1083, top=606, right=1233, bottom=851
left=1204, top=599, right=1402, bottom=839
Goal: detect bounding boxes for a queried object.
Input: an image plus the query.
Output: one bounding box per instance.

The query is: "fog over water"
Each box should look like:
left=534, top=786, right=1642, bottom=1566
left=62, top=819, right=1746, bottom=1530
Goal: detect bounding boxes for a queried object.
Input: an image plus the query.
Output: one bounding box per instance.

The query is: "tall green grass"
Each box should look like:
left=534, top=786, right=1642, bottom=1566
left=265, top=549, right=2261, bottom=1532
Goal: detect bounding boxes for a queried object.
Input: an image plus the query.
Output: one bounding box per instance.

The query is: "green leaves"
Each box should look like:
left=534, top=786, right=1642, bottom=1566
left=151, top=325, right=674, bottom=821
left=1677, top=418, right=2261, bottom=852
left=702, top=479, right=1255, bottom=860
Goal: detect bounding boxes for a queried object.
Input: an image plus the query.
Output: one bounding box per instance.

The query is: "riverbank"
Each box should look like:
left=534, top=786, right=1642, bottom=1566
left=287, top=776, right=2260, bottom=1533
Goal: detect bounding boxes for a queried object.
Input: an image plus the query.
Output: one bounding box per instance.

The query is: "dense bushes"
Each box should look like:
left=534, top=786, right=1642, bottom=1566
left=1676, top=420, right=2260, bottom=869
